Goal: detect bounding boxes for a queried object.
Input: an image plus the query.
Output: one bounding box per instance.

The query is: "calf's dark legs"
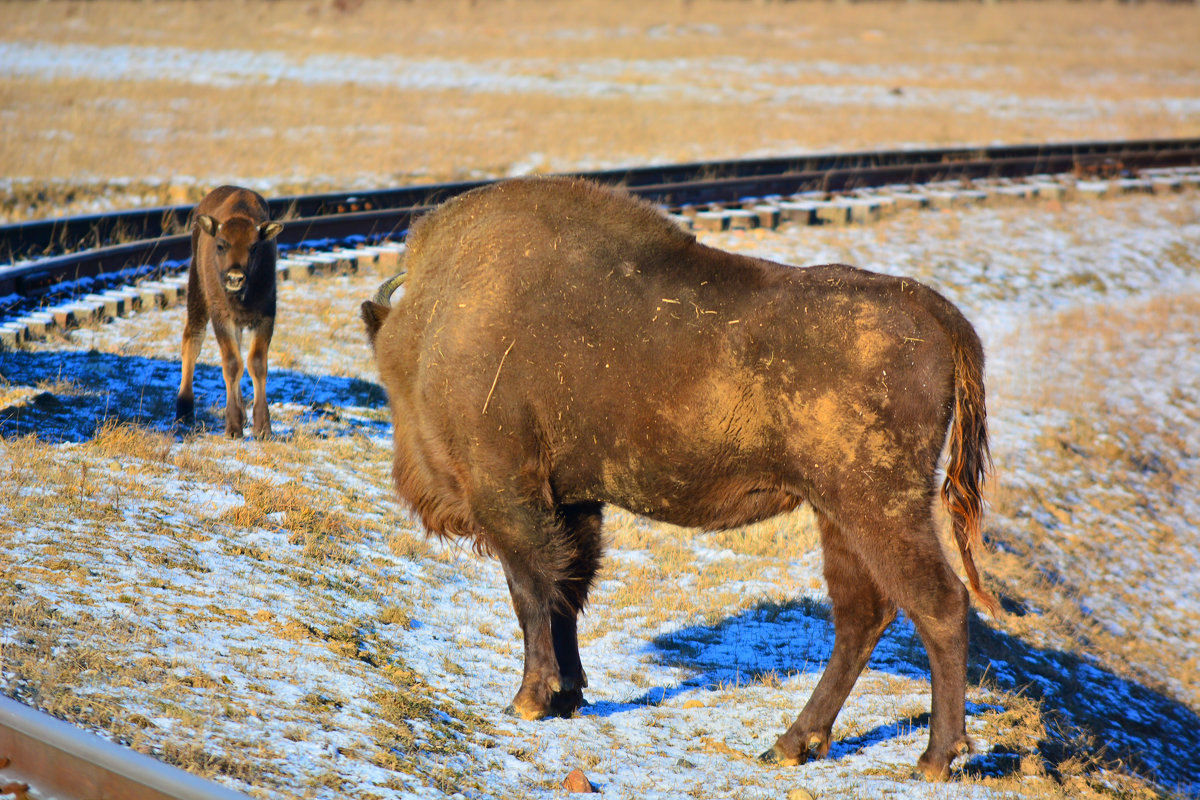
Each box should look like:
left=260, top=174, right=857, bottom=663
left=762, top=513, right=896, bottom=765
left=247, top=318, right=274, bottom=439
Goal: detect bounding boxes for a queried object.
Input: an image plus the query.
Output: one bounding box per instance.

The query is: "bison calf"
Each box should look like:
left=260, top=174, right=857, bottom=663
left=176, top=185, right=282, bottom=438
left=363, top=177, right=998, bottom=780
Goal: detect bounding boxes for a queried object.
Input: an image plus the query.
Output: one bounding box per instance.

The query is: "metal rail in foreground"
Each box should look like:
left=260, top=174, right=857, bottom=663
left=0, top=695, right=251, bottom=800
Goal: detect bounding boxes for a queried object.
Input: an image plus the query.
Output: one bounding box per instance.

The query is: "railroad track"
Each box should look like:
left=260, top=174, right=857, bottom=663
left=3, top=137, right=1200, bottom=349
left=2, top=136, right=1200, bottom=793
left=0, top=695, right=250, bottom=800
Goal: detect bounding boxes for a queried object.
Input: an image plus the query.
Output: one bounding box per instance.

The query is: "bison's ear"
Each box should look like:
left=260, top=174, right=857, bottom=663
left=360, top=300, right=389, bottom=347
left=259, top=221, right=284, bottom=241
left=196, top=214, right=218, bottom=236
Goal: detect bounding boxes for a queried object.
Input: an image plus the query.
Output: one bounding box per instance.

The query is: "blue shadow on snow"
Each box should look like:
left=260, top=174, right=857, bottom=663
left=0, top=348, right=388, bottom=442
left=583, top=596, right=1199, bottom=796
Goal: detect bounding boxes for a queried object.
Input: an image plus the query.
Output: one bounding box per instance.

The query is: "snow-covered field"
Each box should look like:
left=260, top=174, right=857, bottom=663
left=3, top=188, right=1199, bottom=800
left=7, top=39, right=1198, bottom=121
left=4, top=0, right=1199, bottom=220
left=3, top=3, right=1200, bottom=796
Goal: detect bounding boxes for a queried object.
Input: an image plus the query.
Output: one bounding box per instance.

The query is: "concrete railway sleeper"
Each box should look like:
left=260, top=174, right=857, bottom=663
left=2, top=160, right=1199, bottom=350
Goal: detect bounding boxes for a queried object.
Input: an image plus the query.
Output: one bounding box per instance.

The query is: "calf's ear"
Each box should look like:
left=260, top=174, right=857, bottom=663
left=196, top=214, right=218, bottom=236
left=259, top=221, right=284, bottom=241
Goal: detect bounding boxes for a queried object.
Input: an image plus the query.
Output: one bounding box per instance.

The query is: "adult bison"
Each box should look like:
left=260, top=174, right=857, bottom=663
left=362, top=177, right=998, bottom=780
left=176, top=185, right=282, bottom=438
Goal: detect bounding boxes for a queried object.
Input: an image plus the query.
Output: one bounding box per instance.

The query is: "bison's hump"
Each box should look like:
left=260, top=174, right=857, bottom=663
left=402, top=177, right=695, bottom=282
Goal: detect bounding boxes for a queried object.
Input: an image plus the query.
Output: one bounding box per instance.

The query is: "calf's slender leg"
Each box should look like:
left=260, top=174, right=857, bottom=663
left=175, top=269, right=208, bottom=423
left=762, top=512, right=896, bottom=765
left=247, top=317, right=274, bottom=439
left=213, top=319, right=246, bottom=438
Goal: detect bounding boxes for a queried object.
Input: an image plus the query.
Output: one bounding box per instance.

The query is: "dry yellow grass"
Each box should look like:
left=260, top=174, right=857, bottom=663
left=2, top=0, right=1199, bottom=219
left=4, top=4, right=1200, bottom=797
left=983, top=291, right=1200, bottom=710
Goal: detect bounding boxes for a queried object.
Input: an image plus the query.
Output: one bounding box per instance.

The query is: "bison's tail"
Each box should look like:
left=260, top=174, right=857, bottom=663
left=361, top=271, right=407, bottom=347
left=941, top=326, right=1002, bottom=618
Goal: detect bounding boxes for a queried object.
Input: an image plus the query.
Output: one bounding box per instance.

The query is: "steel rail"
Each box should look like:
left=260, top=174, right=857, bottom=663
left=4, top=137, right=1199, bottom=264
left=0, top=695, right=252, bottom=800
left=3, top=137, right=1200, bottom=316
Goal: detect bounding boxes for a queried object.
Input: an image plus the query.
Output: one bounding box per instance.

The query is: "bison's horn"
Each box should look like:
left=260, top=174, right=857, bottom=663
left=362, top=271, right=407, bottom=346
left=372, top=272, right=407, bottom=306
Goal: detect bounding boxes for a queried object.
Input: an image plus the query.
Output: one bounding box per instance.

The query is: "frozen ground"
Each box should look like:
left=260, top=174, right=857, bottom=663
left=7, top=40, right=1199, bottom=122
left=3, top=190, right=1200, bottom=799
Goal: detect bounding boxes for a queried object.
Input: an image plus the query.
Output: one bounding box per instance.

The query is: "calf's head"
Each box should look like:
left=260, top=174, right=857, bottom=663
left=196, top=215, right=283, bottom=294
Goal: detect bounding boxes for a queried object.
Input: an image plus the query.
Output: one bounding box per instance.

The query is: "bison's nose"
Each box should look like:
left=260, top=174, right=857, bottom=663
left=224, top=269, right=246, bottom=292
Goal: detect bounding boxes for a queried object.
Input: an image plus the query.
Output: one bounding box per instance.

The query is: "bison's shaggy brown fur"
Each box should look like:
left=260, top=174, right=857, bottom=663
left=363, top=177, right=997, bottom=780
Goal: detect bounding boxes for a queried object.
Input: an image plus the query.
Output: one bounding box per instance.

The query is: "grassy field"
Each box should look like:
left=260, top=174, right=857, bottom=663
left=2, top=2, right=1200, bottom=799
left=2, top=0, right=1199, bottom=219
left=4, top=191, right=1199, bottom=799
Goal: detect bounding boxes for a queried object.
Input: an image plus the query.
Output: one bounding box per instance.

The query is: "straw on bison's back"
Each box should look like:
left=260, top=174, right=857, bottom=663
left=362, top=176, right=996, bottom=781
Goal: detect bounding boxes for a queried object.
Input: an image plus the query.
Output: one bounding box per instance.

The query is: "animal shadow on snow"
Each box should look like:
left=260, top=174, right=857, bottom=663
left=0, top=349, right=388, bottom=443
left=586, top=597, right=1198, bottom=794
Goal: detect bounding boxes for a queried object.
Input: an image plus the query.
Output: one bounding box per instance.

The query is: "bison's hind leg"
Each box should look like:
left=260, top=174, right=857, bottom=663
left=852, top=510, right=972, bottom=781
left=766, top=498, right=972, bottom=780
left=762, top=512, right=896, bottom=766
left=484, top=498, right=602, bottom=721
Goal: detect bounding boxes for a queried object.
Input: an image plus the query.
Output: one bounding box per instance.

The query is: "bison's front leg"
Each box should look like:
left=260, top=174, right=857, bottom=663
left=214, top=320, right=246, bottom=438
left=487, top=501, right=601, bottom=720
left=247, top=318, right=274, bottom=439
left=500, top=560, right=576, bottom=720
left=544, top=502, right=602, bottom=716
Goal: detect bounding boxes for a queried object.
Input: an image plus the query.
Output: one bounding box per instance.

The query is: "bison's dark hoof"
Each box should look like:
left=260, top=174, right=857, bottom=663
left=917, top=739, right=970, bottom=781
left=548, top=689, right=584, bottom=719
left=916, top=759, right=951, bottom=782
left=504, top=699, right=552, bottom=721
left=758, top=746, right=802, bottom=767
left=504, top=688, right=585, bottom=721
left=760, top=731, right=829, bottom=767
